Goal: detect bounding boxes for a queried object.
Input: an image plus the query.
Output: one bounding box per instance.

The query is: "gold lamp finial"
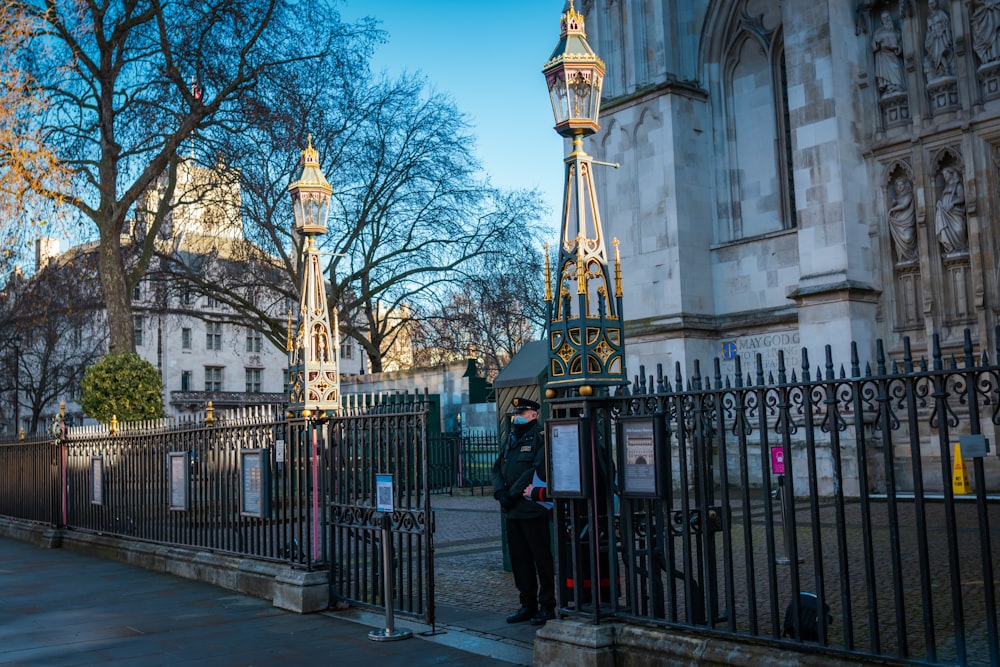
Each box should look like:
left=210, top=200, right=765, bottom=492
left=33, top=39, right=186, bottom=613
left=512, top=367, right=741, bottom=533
left=301, top=133, right=320, bottom=167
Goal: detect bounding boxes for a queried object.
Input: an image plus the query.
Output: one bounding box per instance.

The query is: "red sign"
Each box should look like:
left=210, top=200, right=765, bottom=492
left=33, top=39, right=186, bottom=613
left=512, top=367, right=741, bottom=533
left=771, top=447, right=785, bottom=474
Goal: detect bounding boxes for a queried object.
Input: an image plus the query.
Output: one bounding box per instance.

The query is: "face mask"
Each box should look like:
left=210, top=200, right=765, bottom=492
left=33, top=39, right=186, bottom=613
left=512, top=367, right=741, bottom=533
left=512, top=415, right=529, bottom=425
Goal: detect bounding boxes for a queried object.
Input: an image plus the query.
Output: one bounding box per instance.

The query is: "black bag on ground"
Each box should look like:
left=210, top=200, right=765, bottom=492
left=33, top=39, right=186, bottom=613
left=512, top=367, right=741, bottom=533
left=783, top=592, right=832, bottom=641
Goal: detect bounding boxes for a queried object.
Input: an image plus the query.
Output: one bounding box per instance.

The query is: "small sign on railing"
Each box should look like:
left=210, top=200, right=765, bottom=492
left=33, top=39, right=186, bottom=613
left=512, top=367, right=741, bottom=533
left=376, top=474, right=394, bottom=513
left=168, top=452, right=190, bottom=511
left=771, top=447, right=785, bottom=475
left=240, top=449, right=269, bottom=518
left=91, top=456, right=104, bottom=505
left=546, top=418, right=588, bottom=498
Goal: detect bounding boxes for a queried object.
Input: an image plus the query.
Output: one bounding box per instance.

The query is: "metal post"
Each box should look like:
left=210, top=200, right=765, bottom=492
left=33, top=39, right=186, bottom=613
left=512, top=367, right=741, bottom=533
left=774, top=475, right=802, bottom=565
left=368, top=512, right=412, bottom=641
left=13, top=334, right=21, bottom=436
left=774, top=475, right=790, bottom=565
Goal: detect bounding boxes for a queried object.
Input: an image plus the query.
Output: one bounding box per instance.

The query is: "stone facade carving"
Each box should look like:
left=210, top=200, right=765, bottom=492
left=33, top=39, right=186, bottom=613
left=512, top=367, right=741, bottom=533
left=935, top=165, right=968, bottom=254
left=971, top=0, right=1000, bottom=64
left=873, top=11, right=907, bottom=96
left=924, top=0, right=955, bottom=80
left=888, top=176, right=919, bottom=262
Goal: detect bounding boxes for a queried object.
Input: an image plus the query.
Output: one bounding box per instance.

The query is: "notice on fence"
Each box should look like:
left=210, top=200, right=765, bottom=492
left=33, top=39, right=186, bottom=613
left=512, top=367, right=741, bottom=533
left=549, top=421, right=583, bottom=497
left=376, top=474, right=394, bottom=513
left=168, top=452, right=189, bottom=511
left=91, top=456, right=103, bottom=506
left=622, top=419, right=657, bottom=496
left=240, top=449, right=266, bottom=517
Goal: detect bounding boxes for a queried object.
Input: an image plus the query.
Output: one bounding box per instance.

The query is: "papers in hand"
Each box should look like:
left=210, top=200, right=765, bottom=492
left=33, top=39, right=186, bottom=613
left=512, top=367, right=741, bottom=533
left=531, top=471, right=553, bottom=509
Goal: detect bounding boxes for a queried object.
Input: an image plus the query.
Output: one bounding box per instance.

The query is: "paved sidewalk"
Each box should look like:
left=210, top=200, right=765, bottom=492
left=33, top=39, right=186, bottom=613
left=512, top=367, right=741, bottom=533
left=0, top=490, right=541, bottom=666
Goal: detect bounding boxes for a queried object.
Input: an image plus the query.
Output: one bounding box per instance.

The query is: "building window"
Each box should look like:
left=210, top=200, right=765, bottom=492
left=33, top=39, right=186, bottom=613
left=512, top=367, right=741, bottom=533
left=181, top=327, right=192, bottom=350
left=132, top=284, right=141, bottom=301
left=204, top=366, right=223, bottom=392
left=134, top=315, right=144, bottom=347
left=206, top=322, right=222, bottom=350
left=246, top=329, right=262, bottom=353
left=180, top=290, right=193, bottom=306
left=181, top=370, right=192, bottom=392
left=341, top=341, right=352, bottom=359
left=206, top=296, right=220, bottom=309
left=245, top=368, right=261, bottom=393
left=718, top=17, right=796, bottom=240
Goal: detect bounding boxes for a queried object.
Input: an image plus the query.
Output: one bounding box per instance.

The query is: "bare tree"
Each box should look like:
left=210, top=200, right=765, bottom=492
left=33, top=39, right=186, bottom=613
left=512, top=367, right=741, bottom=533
left=0, top=0, right=377, bottom=354
left=152, top=70, right=548, bottom=373
left=0, top=246, right=106, bottom=434
left=411, top=237, right=549, bottom=380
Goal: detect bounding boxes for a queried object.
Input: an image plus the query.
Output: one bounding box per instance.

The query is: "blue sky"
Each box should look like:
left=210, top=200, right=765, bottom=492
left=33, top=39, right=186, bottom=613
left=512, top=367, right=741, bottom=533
left=339, top=1, right=566, bottom=234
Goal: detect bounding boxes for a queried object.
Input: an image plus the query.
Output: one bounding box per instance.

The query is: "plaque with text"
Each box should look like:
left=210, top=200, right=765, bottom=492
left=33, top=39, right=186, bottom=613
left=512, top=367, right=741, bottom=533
left=617, top=416, right=665, bottom=498
left=546, top=418, right=588, bottom=498
left=240, top=449, right=269, bottom=518
left=376, top=474, right=394, bottom=512
left=168, top=452, right=190, bottom=511
left=91, top=456, right=104, bottom=506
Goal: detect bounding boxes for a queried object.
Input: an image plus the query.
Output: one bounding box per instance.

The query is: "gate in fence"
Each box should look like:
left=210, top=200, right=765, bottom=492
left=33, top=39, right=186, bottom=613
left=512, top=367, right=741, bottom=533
left=327, top=393, right=435, bottom=625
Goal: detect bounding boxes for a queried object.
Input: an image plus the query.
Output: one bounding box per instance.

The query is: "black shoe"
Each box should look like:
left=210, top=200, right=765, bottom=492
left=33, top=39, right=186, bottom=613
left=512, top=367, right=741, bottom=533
left=506, top=606, right=537, bottom=624
left=529, top=609, right=556, bottom=626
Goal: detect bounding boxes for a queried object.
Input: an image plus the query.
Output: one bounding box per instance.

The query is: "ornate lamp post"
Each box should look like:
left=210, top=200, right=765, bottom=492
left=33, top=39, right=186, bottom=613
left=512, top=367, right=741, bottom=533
left=541, top=2, right=624, bottom=622
left=542, top=0, right=624, bottom=397
left=287, top=135, right=340, bottom=419
left=286, top=135, right=340, bottom=566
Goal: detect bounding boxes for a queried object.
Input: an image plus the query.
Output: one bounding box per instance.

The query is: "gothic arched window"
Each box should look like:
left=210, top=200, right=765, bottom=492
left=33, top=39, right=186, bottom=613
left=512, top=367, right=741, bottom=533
left=719, top=12, right=796, bottom=240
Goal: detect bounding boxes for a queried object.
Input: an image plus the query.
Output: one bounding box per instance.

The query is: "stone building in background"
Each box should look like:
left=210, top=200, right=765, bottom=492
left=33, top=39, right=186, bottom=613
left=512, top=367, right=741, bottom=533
left=577, top=0, right=1000, bottom=380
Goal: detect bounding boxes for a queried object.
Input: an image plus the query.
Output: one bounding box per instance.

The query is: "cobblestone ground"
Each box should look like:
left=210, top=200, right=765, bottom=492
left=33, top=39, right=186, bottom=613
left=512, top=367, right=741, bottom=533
left=431, top=488, right=520, bottom=614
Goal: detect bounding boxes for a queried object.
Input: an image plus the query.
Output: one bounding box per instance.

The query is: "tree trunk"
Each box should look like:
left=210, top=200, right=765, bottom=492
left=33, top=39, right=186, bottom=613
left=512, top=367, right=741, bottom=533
left=97, top=228, right=135, bottom=355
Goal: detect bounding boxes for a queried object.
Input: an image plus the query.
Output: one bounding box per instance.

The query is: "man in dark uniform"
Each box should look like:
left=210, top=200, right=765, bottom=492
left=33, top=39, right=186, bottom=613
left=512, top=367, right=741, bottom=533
left=492, top=397, right=556, bottom=626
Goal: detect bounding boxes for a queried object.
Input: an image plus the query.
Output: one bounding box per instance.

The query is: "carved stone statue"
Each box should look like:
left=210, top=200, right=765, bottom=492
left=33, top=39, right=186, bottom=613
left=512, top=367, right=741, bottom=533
left=888, top=176, right=919, bottom=262
left=935, top=166, right=968, bottom=253
left=873, top=11, right=907, bottom=95
left=924, top=0, right=955, bottom=79
left=970, top=0, right=1000, bottom=64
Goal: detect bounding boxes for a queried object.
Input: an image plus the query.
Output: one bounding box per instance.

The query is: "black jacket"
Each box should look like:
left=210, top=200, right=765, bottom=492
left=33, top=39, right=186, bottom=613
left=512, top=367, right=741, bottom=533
left=492, top=419, right=548, bottom=519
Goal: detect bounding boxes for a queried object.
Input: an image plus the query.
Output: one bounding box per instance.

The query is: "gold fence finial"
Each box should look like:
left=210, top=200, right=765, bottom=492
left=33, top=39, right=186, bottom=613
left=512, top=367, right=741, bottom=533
left=205, top=401, right=215, bottom=426
left=110, top=415, right=118, bottom=436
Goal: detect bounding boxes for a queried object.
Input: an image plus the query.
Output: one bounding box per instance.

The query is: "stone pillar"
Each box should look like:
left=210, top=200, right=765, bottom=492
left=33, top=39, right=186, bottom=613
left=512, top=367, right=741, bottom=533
left=782, top=1, right=881, bottom=361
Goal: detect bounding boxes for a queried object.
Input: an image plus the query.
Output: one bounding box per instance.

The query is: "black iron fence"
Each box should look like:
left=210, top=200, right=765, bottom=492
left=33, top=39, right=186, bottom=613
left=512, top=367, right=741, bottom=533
left=428, top=431, right=499, bottom=494
left=0, top=406, right=330, bottom=567
left=555, top=329, right=999, bottom=667
left=0, top=433, right=60, bottom=525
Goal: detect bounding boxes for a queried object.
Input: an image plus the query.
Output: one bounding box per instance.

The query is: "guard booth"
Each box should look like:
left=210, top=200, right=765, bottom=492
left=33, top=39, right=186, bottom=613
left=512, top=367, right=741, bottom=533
left=492, top=340, right=549, bottom=572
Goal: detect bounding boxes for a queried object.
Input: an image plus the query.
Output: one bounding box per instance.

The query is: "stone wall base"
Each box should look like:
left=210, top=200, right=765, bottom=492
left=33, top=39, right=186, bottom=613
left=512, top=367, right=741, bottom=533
left=0, top=518, right=329, bottom=614
left=535, top=619, right=908, bottom=667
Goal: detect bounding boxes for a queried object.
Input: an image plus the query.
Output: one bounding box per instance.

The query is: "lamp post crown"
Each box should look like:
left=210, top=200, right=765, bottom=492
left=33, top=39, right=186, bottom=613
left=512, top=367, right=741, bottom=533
left=288, top=134, right=332, bottom=235
left=542, top=1, right=605, bottom=138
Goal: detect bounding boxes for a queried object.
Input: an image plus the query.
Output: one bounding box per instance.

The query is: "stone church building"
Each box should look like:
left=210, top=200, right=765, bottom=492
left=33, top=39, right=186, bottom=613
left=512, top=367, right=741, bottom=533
left=577, top=0, right=1000, bottom=379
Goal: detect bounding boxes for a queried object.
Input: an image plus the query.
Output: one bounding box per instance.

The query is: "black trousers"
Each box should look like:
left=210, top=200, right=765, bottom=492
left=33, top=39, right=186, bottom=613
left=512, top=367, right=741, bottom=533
left=506, top=516, right=555, bottom=611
